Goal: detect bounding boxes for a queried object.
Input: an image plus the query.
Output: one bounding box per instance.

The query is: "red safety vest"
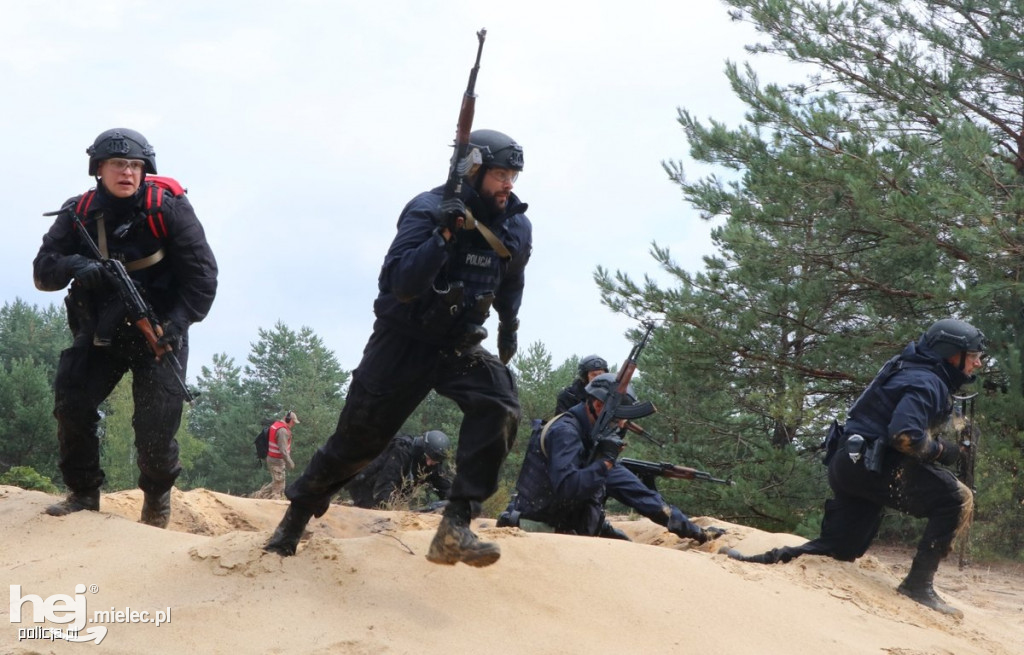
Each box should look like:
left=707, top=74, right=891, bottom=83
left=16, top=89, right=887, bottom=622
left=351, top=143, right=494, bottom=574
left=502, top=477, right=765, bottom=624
left=267, top=421, right=290, bottom=459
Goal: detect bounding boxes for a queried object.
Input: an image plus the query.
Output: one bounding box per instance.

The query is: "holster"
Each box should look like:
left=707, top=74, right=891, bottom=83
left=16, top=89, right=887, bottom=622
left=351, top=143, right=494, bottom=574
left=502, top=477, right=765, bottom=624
left=863, top=436, right=887, bottom=474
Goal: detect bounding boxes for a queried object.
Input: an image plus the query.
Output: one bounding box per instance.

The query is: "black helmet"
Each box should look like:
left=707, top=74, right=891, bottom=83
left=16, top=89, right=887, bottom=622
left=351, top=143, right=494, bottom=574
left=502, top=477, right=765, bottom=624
left=417, top=430, right=450, bottom=462
left=87, top=128, right=157, bottom=175
left=923, top=319, right=987, bottom=360
left=585, top=372, right=635, bottom=405
left=469, top=129, right=524, bottom=171
left=578, top=354, right=609, bottom=379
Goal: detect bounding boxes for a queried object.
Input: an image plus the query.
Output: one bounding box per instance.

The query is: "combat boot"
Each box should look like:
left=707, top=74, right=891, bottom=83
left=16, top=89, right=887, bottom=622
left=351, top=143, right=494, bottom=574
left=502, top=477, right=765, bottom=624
left=140, top=491, right=172, bottom=528
left=264, top=505, right=313, bottom=557
left=426, top=500, right=500, bottom=567
left=897, top=558, right=963, bottom=618
left=45, top=490, right=100, bottom=516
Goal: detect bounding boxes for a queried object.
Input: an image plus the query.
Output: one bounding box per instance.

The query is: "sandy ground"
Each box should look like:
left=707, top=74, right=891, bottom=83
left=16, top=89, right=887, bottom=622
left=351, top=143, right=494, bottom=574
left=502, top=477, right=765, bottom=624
left=2, top=485, right=1021, bottom=655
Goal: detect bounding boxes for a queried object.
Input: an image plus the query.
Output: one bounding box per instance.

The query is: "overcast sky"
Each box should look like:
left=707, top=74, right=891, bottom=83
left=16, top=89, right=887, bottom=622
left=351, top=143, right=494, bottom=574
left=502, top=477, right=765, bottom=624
left=1, top=1, right=792, bottom=382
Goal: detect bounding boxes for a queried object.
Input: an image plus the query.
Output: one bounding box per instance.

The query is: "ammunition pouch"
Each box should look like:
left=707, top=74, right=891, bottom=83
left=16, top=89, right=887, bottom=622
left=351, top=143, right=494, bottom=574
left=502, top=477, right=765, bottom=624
left=93, top=301, right=127, bottom=347
left=463, top=291, right=495, bottom=326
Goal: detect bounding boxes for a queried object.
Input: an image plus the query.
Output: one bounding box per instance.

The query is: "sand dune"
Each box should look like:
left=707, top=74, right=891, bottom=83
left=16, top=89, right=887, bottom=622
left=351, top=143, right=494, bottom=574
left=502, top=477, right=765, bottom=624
left=2, top=485, right=1021, bottom=654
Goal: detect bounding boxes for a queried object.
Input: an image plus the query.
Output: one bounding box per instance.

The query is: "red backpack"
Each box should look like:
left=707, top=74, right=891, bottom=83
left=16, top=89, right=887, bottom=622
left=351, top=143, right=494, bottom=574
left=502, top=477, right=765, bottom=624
left=73, top=175, right=186, bottom=239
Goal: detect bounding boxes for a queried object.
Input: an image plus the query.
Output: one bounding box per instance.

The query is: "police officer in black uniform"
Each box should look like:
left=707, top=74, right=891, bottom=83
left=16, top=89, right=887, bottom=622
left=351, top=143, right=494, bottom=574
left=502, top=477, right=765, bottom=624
left=724, top=318, right=985, bottom=618
left=266, top=129, right=531, bottom=567
left=555, top=354, right=609, bottom=414
left=34, top=128, right=218, bottom=528
left=500, top=373, right=724, bottom=544
left=345, top=430, right=452, bottom=508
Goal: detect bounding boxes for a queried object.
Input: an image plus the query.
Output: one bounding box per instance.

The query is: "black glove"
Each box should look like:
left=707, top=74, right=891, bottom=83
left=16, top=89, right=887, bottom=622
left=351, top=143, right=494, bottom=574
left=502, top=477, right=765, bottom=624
left=593, top=435, right=625, bottom=464
left=156, top=317, right=187, bottom=351
left=935, top=439, right=962, bottom=466
left=66, top=255, right=111, bottom=290
left=498, top=319, right=518, bottom=364
left=434, top=197, right=467, bottom=232
left=667, top=510, right=725, bottom=544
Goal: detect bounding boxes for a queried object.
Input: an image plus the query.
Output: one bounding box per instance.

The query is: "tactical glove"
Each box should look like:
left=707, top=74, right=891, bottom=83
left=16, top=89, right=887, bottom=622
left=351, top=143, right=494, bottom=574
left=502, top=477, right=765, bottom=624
left=593, top=435, right=625, bottom=465
left=935, top=439, right=962, bottom=466
left=67, top=255, right=111, bottom=290
left=157, top=317, right=187, bottom=351
left=667, top=509, right=720, bottom=543
left=498, top=319, right=518, bottom=364
left=434, top=197, right=467, bottom=232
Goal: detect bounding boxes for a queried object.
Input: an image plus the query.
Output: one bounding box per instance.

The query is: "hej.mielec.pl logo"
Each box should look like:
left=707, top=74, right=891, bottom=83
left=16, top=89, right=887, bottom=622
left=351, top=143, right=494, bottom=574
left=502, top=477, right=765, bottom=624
left=10, top=583, right=172, bottom=645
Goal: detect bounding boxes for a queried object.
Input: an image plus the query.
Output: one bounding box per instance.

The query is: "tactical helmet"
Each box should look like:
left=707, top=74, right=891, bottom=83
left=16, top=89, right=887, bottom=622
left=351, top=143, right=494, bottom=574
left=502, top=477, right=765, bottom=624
left=578, top=354, right=609, bottom=379
left=585, top=372, right=635, bottom=405
left=87, top=128, right=157, bottom=175
left=469, top=129, right=524, bottom=171
left=417, top=430, right=450, bottom=462
left=923, top=318, right=987, bottom=360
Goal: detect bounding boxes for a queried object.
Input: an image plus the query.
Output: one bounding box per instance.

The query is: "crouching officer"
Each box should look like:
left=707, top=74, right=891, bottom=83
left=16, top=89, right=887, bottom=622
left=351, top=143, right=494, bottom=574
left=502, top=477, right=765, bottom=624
left=499, top=373, right=725, bottom=544
left=34, top=128, right=218, bottom=528
left=723, top=318, right=984, bottom=618
left=265, top=129, right=531, bottom=567
left=345, top=430, right=453, bottom=508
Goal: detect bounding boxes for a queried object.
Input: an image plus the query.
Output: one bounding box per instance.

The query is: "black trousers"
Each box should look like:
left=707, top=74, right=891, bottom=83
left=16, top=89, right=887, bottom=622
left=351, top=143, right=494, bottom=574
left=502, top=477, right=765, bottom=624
left=777, top=437, right=969, bottom=569
left=53, top=334, right=187, bottom=496
left=287, top=329, right=520, bottom=517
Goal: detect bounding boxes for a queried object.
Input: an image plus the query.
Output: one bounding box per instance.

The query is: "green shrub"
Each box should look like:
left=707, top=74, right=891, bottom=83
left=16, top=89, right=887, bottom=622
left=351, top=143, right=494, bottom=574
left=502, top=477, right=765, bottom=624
left=0, top=466, right=59, bottom=494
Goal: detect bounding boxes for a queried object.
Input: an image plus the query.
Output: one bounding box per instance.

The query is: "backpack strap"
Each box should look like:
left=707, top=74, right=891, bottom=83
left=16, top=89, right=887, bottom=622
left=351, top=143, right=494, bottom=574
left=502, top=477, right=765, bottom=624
left=145, top=182, right=169, bottom=239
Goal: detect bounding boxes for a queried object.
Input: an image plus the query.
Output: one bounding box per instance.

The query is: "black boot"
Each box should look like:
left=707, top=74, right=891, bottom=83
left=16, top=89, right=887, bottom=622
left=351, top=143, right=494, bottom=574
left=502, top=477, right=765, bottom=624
left=45, top=490, right=100, bottom=516
left=264, top=505, right=313, bottom=557
left=426, top=500, right=500, bottom=567
left=897, top=558, right=963, bottom=618
left=140, top=491, right=172, bottom=528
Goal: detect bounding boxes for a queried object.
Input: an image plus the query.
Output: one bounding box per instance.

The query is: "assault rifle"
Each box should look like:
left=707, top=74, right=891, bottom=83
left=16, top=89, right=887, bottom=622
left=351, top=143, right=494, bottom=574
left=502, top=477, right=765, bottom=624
left=589, top=320, right=658, bottom=444
left=442, top=28, right=487, bottom=206
left=619, top=457, right=734, bottom=491
left=69, top=214, right=195, bottom=404
left=954, top=393, right=978, bottom=569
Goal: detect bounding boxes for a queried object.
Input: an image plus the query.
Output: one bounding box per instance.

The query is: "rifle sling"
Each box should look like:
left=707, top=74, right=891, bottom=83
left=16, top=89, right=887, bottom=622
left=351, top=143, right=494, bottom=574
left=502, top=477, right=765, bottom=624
left=463, top=208, right=511, bottom=260
left=96, top=216, right=166, bottom=272
left=539, top=413, right=567, bottom=458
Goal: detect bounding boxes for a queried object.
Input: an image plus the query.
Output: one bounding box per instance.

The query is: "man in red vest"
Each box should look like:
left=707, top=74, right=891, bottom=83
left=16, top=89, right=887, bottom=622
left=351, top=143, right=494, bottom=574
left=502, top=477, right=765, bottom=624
left=267, top=411, right=299, bottom=498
